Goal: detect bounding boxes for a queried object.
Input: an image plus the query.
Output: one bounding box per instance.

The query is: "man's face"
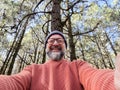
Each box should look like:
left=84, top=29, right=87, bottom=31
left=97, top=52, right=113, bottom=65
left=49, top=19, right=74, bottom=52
left=46, top=34, right=66, bottom=61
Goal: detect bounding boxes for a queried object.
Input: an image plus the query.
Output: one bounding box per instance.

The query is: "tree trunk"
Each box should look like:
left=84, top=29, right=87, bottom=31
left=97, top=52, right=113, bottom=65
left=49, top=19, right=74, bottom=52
left=94, top=35, right=107, bottom=68
left=51, top=0, right=62, bottom=32
left=7, top=17, right=29, bottom=75
left=105, top=31, right=117, bottom=56
left=68, top=18, right=76, bottom=61
left=79, top=38, right=86, bottom=61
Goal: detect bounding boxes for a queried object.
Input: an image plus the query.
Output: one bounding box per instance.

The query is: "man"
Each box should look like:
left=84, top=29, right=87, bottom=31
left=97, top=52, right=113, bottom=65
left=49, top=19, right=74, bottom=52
left=0, top=30, right=119, bottom=90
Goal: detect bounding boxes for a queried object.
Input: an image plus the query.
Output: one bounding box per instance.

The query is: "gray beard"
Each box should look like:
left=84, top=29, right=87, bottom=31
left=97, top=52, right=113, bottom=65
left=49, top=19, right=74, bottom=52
left=47, top=51, right=64, bottom=61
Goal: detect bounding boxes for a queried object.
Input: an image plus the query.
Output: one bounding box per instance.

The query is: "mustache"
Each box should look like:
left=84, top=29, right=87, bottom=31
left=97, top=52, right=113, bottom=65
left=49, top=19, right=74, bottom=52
left=50, top=45, right=62, bottom=50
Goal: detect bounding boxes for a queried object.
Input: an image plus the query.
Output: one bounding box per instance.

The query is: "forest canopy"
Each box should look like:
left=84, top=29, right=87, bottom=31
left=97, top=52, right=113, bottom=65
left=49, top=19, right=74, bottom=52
left=0, top=0, right=120, bottom=75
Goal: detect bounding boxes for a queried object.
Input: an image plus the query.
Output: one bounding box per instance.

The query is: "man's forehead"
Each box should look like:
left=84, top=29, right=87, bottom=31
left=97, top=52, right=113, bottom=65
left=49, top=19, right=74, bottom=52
left=49, top=34, right=63, bottom=39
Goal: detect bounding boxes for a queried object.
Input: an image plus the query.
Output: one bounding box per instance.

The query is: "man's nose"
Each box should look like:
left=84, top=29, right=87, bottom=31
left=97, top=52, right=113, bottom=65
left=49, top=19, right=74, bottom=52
left=53, top=40, right=59, bottom=45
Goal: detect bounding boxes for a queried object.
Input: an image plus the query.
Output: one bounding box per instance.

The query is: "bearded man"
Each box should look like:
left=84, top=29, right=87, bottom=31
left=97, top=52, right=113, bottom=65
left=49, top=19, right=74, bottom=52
left=0, top=30, right=119, bottom=90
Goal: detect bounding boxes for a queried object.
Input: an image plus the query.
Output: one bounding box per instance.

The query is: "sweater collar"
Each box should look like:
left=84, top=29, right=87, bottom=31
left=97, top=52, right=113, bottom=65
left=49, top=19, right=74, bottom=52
left=45, top=59, right=67, bottom=64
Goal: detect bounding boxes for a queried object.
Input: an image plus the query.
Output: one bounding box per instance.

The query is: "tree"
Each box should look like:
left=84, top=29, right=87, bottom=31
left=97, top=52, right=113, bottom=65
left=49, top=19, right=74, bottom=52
left=0, top=0, right=120, bottom=74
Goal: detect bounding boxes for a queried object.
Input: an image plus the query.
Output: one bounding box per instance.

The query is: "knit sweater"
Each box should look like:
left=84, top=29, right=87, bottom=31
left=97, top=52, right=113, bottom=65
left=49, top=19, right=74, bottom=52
left=0, top=59, right=115, bottom=90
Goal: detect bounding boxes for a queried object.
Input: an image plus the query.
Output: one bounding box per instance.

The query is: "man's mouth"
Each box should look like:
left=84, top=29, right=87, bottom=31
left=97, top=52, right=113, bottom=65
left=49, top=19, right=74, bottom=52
left=50, top=46, right=62, bottom=51
left=52, top=49, right=60, bottom=52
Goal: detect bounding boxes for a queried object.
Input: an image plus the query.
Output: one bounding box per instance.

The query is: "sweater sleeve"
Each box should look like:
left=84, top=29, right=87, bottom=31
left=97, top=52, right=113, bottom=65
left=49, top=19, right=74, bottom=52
left=77, top=60, right=116, bottom=90
left=0, top=65, right=32, bottom=90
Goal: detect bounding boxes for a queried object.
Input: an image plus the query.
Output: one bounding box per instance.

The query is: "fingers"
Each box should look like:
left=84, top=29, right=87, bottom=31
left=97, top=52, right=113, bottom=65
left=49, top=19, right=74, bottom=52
left=114, top=53, right=120, bottom=90
left=115, top=54, right=120, bottom=71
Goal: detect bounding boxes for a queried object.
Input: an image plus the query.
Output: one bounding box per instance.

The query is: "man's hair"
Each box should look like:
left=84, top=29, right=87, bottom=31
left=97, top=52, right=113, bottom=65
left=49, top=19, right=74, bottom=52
left=44, top=30, right=67, bottom=48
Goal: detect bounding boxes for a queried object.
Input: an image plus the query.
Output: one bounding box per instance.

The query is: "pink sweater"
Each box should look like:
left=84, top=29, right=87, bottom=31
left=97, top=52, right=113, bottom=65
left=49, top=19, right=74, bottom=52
left=0, top=59, right=115, bottom=90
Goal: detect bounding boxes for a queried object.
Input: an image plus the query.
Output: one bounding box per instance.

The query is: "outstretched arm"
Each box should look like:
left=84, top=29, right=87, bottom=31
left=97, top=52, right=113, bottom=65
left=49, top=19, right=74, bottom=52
left=114, top=54, right=120, bottom=90
left=0, top=65, right=32, bottom=90
left=77, top=60, right=116, bottom=90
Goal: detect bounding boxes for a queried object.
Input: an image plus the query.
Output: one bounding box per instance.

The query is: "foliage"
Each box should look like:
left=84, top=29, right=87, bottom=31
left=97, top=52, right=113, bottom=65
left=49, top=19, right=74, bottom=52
left=0, top=0, right=120, bottom=74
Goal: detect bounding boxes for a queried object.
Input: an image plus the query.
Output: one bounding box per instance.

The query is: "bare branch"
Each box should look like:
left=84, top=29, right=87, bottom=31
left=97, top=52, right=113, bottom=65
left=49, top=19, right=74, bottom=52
left=33, top=0, right=45, bottom=12
left=73, top=21, right=101, bottom=36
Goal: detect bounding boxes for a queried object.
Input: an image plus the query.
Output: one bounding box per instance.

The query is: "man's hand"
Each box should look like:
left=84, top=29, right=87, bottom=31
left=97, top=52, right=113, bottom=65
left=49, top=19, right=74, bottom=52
left=114, top=54, right=120, bottom=90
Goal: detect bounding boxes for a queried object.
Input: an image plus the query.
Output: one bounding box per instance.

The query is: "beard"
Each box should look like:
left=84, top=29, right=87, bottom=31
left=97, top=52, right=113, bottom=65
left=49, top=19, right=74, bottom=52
left=46, top=45, right=65, bottom=61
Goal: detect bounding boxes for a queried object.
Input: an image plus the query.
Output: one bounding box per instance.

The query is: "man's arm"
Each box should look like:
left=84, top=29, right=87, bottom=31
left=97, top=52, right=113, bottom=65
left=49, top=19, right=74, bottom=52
left=0, top=65, right=32, bottom=90
left=77, top=60, right=116, bottom=90
left=114, top=54, right=120, bottom=90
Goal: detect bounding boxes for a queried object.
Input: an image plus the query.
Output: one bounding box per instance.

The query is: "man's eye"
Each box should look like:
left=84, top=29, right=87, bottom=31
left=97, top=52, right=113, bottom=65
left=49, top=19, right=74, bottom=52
left=58, top=39, right=62, bottom=42
left=49, top=40, right=54, bottom=43
left=48, top=39, right=64, bottom=44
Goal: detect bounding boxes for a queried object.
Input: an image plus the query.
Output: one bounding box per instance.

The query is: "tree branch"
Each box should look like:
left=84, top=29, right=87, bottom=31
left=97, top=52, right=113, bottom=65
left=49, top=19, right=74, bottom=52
left=73, top=21, right=101, bottom=36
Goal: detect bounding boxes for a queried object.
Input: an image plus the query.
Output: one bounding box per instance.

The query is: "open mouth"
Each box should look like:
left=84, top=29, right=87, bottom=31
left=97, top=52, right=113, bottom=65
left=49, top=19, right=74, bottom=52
left=52, top=49, right=60, bottom=52
left=50, top=45, right=62, bottom=51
